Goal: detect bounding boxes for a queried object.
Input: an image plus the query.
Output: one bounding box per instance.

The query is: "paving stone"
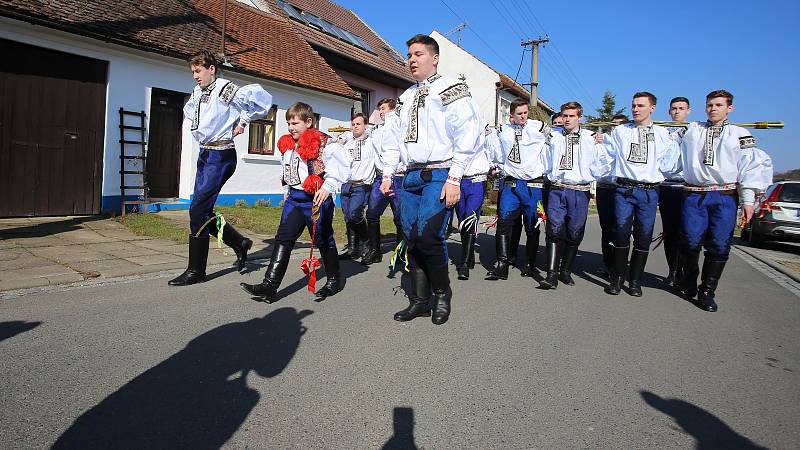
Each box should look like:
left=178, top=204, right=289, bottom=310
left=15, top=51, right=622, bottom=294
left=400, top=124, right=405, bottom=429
left=0, top=264, right=76, bottom=281
left=28, top=245, right=117, bottom=264
left=84, top=242, right=162, bottom=259
left=55, top=229, right=117, bottom=244
left=0, top=251, right=52, bottom=271
left=124, top=253, right=185, bottom=266
left=3, top=236, right=69, bottom=248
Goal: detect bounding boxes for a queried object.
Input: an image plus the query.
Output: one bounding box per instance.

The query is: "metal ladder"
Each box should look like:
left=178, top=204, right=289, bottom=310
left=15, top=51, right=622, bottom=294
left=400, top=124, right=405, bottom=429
left=118, top=108, right=148, bottom=215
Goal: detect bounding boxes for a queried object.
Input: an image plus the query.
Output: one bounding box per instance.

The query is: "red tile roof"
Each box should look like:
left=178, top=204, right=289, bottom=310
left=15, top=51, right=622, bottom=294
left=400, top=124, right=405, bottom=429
left=0, top=0, right=359, bottom=99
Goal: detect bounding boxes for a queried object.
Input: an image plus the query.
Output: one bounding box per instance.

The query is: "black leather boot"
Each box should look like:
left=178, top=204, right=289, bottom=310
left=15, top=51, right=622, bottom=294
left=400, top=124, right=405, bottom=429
left=509, top=219, right=522, bottom=267
left=485, top=234, right=510, bottom=280
left=663, top=240, right=679, bottom=287
left=352, top=220, right=368, bottom=261
left=604, top=245, right=629, bottom=295
left=339, top=222, right=356, bottom=259
left=209, top=221, right=253, bottom=273
left=240, top=242, right=293, bottom=302
left=457, top=229, right=475, bottom=280
left=696, top=256, right=725, bottom=312
left=681, top=247, right=701, bottom=299
left=559, top=244, right=579, bottom=286
left=600, top=239, right=613, bottom=278
left=520, top=230, right=540, bottom=277
left=169, top=235, right=209, bottom=286
left=362, top=221, right=383, bottom=265
left=428, top=265, right=452, bottom=325
left=627, top=249, right=649, bottom=297
left=315, top=246, right=342, bottom=299
left=394, top=268, right=432, bottom=321
left=540, top=241, right=560, bottom=289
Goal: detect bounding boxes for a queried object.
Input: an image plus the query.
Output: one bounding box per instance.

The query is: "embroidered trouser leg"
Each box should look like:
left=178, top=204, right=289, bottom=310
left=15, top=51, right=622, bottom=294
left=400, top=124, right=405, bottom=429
left=546, top=188, right=590, bottom=246
left=680, top=191, right=738, bottom=259
left=613, top=186, right=658, bottom=251
left=399, top=169, right=452, bottom=269
left=455, top=179, right=485, bottom=228
left=497, top=179, right=543, bottom=236
left=189, top=148, right=237, bottom=236
left=275, top=190, right=336, bottom=249
left=340, top=183, right=369, bottom=224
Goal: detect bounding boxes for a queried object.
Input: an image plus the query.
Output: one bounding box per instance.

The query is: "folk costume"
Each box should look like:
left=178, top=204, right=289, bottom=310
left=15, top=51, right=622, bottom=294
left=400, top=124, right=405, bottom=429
left=241, top=128, right=351, bottom=302
left=602, top=122, right=680, bottom=296
left=596, top=132, right=617, bottom=276
left=169, top=78, right=272, bottom=286
left=382, top=73, right=483, bottom=325
left=658, top=126, right=688, bottom=287
left=364, top=111, right=406, bottom=265
left=678, top=121, right=772, bottom=311
left=454, top=131, right=491, bottom=280
left=540, top=127, right=607, bottom=289
left=485, top=119, right=552, bottom=281
left=338, top=129, right=376, bottom=263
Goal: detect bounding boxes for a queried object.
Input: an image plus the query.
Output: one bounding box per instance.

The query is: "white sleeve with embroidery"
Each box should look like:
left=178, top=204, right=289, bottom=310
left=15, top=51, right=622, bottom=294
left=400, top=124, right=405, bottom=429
left=658, top=134, right=682, bottom=178
left=321, top=142, right=353, bottom=194
left=231, top=84, right=273, bottom=125
left=380, top=111, right=402, bottom=178
left=738, top=146, right=773, bottom=204
left=444, top=96, right=482, bottom=182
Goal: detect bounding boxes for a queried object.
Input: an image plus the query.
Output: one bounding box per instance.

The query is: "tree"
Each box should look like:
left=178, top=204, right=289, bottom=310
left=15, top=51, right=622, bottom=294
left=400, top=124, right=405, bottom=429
left=584, top=91, right=626, bottom=124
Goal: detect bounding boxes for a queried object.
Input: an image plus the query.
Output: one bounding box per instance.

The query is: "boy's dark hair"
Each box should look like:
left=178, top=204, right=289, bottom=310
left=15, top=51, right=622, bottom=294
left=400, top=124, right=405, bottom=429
left=286, top=102, right=314, bottom=123
left=633, top=91, right=657, bottom=106
left=706, top=89, right=734, bottom=105
left=189, top=50, right=219, bottom=69
left=550, top=112, right=562, bottom=123
left=377, top=98, right=397, bottom=109
left=509, top=98, right=529, bottom=116
left=560, top=101, right=583, bottom=116
left=351, top=112, right=367, bottom=123
left=611, top=114, right=629, bottom=122
left=670, top=96, right=690, bottom=107
left=406, top=34, right=439, bottom=55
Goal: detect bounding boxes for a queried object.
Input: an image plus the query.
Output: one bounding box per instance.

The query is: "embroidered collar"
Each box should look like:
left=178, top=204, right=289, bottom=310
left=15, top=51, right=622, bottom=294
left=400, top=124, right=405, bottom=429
left=706, top=119, right=729, bottom=128
left=511, top=121, right=526, bottom=130
left=201, top=79, right=217, bottom=94
left=417, top=73, right=441, bottom=86
left=563, top=126, right=580, bottom=135
left=634, top=121, right=653, bottom=129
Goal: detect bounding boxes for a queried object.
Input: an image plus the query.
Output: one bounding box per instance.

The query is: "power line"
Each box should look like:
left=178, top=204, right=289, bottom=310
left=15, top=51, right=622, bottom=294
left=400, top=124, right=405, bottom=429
left=513, top=47, right=527, bottom=84
left=487, top=0, right=525, bottom=40
left=437, top=0, right=517, bottom=72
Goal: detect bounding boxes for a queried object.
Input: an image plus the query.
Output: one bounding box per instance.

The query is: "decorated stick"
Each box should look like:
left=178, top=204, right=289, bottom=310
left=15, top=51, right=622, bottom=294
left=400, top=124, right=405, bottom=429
left=582, top=120, right=783, bottom=129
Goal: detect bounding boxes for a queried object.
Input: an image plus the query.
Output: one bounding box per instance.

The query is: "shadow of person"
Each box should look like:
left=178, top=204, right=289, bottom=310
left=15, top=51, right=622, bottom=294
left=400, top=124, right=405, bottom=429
left=640, top=390, right=769, bottom=450
left=382, top=407, right=419, bottom=450
left=0, top=321, right=42, bottom=343
left=52, top=308, right=313, bottom=450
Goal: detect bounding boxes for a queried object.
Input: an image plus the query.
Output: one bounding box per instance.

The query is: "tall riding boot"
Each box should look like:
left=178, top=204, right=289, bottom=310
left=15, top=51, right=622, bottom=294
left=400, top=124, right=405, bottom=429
left=362, top=221, right=383, bottom=265
left=339, top=222, right=356, bottom=259
left=457, top=230, right=476, bottom=280
left=240, top=242, right=293, bottom=302
left=315, top=246, right=342, bottom=299
left=601, top=239, right=613, bottom=278
left=351, top=220, right=368, bottom=261
left=209, top=222, right=253, bottom=273
left=672, top=252, right=683, bottom=289
left=627, top=249, right=649, bottom=297
left=169, top=235, right=209, bottom=286
left=681, top=247, right=701, bottom=299
left=540, top=241, right=560, bottom=289
left=509, top=219, right=522, bottom=267
left=664, top=240, right=679, bottom=287
left=428, top=265, right=452, bottom=325
left=520, top=230, right=540, bottom=277
left=604, top=245, right=630, bottom=295
left=485, top=234, right=510, bottom=280
left=394, top=268, right=432, bottom=321
left=696, top=256, right=726, bottom=312
left=559, top=244, right=579, bottom=286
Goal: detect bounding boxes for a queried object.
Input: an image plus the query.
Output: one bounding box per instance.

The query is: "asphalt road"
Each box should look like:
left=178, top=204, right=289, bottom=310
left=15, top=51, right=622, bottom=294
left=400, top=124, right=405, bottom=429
left=1, top=217, right=798, bottom=449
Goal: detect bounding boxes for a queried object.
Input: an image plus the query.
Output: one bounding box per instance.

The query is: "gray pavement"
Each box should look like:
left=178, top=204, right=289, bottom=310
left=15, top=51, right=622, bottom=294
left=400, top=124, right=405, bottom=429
left=1, top=217, right=799, bottom=449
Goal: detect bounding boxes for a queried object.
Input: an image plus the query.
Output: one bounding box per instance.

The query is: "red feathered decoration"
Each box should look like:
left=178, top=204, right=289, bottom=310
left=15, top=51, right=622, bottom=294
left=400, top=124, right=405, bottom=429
left=296, top=129, right=326, bottom=161
left=277, top=134, right=295, bottom=154
left=303, top=174, right=324, bottom=195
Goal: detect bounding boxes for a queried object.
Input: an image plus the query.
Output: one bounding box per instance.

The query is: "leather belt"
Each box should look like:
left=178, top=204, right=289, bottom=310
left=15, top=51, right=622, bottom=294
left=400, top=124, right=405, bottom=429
left=616, top=177, right=659, bottom=190
left=684, top=183, right=737, bottom=192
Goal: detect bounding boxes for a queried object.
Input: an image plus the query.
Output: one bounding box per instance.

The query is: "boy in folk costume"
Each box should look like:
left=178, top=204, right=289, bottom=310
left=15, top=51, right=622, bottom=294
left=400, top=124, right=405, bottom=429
left=380, top=34, right=482, bottom=325
left=241, top=103, right=351, bottom=302
left=594, top=114, right=628, bottom=277
left=169, top=50, right=272, bottom=287
left=337, top=113, right=376, bottom=263
left=679, top=90, right=772, bottom=312
left=454, top=129, right=491, bottom=281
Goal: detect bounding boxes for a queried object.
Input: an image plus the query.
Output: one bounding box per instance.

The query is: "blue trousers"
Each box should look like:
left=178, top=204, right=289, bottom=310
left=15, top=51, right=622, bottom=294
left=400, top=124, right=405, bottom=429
left=546, top=188, right=590, bottom=245
left=497, top=179, right=544, bottom=235
left=366, top=176, right=402, bottom=225
left=680, top=191, right=738, bottom=259
left=189, top=149, right=237, bottom=236
left=455, top=179, right=485, bottom=231
left=340, top=182, right=370, bottom=223
left=400, top=169, right=452, bottom=268
left=275, top=189, right=336, bottom=248
left=614, top=186, right=659, bottom=251
left=659, top=185, right=684, bottom=268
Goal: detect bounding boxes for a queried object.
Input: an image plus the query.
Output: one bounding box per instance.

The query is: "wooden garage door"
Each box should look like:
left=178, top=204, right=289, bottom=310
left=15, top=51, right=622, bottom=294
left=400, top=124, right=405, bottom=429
left=0, top=38, right=107, bottom=217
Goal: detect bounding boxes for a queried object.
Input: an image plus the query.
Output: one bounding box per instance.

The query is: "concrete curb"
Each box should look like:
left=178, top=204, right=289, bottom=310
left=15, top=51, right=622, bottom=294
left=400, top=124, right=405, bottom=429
left=733, top=245, right=800, bottom=283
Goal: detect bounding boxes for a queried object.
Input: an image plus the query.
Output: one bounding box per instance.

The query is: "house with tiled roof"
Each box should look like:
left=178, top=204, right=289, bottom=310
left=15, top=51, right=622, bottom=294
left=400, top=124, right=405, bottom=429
left=0, top=0, right=412, bottom=216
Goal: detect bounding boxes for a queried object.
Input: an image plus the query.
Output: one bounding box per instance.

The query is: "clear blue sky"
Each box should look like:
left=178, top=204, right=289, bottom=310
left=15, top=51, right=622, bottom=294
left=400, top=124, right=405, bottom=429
left=339, top=0, right=800, bottom=171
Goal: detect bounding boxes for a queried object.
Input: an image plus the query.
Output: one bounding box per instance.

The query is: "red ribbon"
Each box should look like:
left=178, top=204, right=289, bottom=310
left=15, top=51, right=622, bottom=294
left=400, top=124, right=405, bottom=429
left=300, top=178, right=322, bottom=293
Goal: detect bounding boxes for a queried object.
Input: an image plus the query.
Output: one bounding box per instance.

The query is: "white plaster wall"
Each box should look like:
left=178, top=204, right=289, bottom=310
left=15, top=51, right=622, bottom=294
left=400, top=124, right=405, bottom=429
left=333, top=68, right=407, bottom=122
left=1, top=17, right=354, bottom=203
left=431, top=30, right=499, bottom=127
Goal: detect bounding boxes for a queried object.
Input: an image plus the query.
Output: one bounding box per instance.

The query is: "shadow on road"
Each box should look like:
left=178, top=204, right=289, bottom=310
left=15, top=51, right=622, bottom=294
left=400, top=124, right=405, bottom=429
left=382, top=407, right=419, bottom=450
left=0, top=215, right=108, bottom=239
left=640, top=390, right=768, bottom=450
left=0, top=320, right=42, bottom=343
left=52, top=308, right=313, bottom=449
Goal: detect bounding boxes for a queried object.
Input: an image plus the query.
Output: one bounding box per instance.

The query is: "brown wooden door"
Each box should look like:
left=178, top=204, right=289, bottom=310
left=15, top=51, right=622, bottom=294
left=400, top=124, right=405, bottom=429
left=0, top=38, right=107, bottom=217
left=146, top=88, right=186, bottom=199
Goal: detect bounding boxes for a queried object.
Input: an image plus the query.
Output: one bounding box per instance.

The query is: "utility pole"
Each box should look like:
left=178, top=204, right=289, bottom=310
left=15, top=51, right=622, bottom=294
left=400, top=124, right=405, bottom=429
left=521, top=36, right=549, bottom=109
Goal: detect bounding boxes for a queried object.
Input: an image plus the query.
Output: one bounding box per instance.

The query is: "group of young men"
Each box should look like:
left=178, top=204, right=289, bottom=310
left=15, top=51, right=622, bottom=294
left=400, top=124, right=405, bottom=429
left=172, top=33, right=773, bottom=325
